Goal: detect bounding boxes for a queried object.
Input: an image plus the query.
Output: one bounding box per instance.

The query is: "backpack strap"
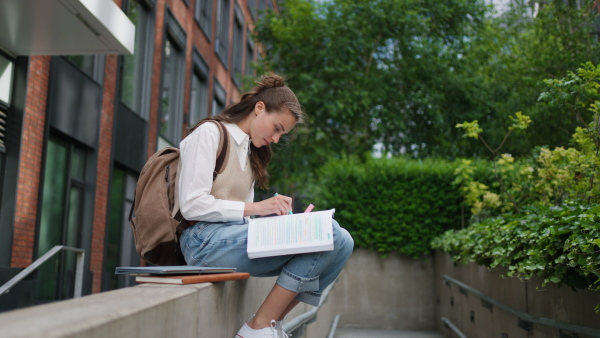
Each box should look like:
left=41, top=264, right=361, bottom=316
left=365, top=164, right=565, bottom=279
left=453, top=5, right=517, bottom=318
left=212, top=121, right=229, bottom=180
left=174, top=120, right=229, bottom=236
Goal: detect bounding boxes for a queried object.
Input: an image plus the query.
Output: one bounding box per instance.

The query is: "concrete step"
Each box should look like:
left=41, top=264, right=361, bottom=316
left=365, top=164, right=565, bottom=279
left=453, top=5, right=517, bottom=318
left=334, top=328, right=445, bottom=338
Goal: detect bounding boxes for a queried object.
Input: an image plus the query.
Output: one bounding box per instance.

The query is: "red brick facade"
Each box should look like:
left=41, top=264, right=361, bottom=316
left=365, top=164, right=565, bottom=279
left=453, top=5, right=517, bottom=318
left=7, top=0, right=268, bottom=295
left=11, top=56, right=51, bottom=268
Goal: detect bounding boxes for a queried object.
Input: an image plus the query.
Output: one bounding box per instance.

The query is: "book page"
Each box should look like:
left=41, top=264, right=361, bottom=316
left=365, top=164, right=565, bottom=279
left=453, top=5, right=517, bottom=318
left=247, top=209, right=335, bottom=258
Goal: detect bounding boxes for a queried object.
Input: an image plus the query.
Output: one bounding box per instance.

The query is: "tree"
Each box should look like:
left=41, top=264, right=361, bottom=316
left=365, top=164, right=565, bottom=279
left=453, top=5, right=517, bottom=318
left=253, top=0, right=490, bottom=193
left=467, top=0, right=600, bottom=155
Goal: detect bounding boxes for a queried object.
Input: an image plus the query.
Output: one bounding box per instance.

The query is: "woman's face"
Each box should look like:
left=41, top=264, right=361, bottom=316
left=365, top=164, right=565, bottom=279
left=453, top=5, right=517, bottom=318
left=250, top=101, right=297, bottom=148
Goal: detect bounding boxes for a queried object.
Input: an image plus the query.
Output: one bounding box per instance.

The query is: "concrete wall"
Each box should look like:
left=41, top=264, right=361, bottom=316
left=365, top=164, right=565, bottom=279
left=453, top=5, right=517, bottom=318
left=434, top=251, right=600, bottom=338
left=0, top=276, right=337, bottom=338
left=332, top=249, right=437, bottom=330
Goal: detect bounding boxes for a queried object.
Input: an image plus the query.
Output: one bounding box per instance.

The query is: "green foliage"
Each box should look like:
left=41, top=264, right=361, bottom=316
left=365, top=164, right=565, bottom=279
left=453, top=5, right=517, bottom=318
left=309, top=157, right=463, bottom=257
left=253, top=0, right=490, bottom=192
left=434, top=63, right=600, bottom=292
left=473, top=1, right=600, bottom=155
left=431, top=203, right=600, bottom=291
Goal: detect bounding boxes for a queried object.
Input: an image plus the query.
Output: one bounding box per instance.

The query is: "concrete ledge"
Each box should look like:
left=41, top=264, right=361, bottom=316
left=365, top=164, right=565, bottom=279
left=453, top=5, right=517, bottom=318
left=0, top=276, right=336, bottom=338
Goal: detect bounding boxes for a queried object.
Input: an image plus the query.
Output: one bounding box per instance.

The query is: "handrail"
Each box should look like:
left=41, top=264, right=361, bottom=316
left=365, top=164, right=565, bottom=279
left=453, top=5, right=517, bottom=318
left=441, top=317, right=467, bottom=338
left=283, top=279, right=336, bottom=336
left=442, top=274, right=600, bottom=337
left=0, top=245, right=85, bottom=298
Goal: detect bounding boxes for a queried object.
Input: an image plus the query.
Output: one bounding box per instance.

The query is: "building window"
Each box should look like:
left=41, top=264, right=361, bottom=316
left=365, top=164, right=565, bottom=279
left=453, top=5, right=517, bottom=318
left=103, top=166, right=139, bottom=291
left=215, top=0, right=231, bottom=67
left=195, top=0, right=212, bottom=40
left=37, top=134, right=89, bottom=302
left=159, top=34, right=186, bottom=148
left=212, top=78, right=226, bottom=116
left=232, top=4, right=244, bottom=88
left=64, top=55, right=104, bottom=82
left=246, top=38, right=255, bottom=77
left=247, top=0, right=257, bottom=21
left=190, top=49, right=209, bottom=126
left=0, top=54, right=14, bottom=153
left=0, top=55, right=13, bottom=107
left=120, top=0, right=154, bottom=119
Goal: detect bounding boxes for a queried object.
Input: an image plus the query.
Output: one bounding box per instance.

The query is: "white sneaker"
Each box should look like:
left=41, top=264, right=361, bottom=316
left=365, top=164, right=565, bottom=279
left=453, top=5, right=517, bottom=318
left=235, top=319, right=278, bottom=338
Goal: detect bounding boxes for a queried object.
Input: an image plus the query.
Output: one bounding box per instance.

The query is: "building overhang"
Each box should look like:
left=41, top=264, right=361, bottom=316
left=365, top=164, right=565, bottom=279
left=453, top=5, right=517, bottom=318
left=0, top=0, right=135, bottom=56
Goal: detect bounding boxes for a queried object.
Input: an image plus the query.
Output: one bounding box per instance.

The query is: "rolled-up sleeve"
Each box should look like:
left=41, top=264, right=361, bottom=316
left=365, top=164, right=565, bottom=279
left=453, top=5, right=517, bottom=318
left=178, top=123, right=246, bottom=222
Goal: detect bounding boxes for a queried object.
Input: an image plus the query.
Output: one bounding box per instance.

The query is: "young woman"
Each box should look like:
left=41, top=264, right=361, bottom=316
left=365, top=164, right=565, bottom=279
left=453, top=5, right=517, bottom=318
left=177, top=75, right=354, bottom=338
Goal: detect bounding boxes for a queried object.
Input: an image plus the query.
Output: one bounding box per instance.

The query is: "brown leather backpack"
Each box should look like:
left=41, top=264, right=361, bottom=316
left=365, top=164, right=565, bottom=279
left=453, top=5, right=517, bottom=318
left=128, top=120, right=229, bottom=266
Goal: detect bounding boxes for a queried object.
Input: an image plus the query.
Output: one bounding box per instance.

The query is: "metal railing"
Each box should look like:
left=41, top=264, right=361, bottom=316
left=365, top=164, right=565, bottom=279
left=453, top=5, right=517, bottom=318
left=442, top=274, right=600, bottom=337
left=0, top=245, right=85, bottom=298
left=283, top=279, right=336, bottom=337
left=441, top=317, right=467, bottom=338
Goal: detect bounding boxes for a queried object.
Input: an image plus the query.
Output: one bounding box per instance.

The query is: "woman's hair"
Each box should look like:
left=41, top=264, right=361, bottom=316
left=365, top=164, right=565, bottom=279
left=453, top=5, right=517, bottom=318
left=203, top=74, right=304, bottom=189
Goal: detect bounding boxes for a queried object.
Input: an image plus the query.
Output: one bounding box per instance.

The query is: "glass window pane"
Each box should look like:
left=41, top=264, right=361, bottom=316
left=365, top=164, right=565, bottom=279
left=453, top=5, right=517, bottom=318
left=196, top=0, right=212, bottom=38
left=232, top=13, right=244, bottom=86
left=246, top=42, right=254, bottom=77
left=37, top=137, right=69, bottom=302
left=160, top=36, right=184, bottom=145
left=120, top=0, right=151, bottom=119
left=71, top=146, right=86, bottom=181
left=104, top=167, right=125, bottom=290
left=65, top=56, right=95, bottom=78
left=0, top=55, right=14, bottom=105
left=190, top=73, right=208, bottom=125
left=66, top=186, right=83, bottom=248
left=216, top=0, right=230, bottom=64
left=120, top=0, right=141, bottom=110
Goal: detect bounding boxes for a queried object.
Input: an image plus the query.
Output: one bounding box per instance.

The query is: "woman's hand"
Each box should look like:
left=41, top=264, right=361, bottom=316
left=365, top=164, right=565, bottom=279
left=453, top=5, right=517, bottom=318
left=244, top=194, right=293, bottom=216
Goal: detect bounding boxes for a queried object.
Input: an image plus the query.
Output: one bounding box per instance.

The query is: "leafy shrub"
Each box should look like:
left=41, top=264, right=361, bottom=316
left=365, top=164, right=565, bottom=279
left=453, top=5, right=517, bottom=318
left=433, top=63, right=600, bottom=293
left=431, top=203, right=600, bottom=291
left=309, top=156, right=464, bottom=257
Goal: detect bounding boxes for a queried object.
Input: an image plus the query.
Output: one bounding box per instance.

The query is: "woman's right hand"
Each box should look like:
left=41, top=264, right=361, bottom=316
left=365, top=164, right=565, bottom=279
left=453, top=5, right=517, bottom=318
left=244, top=194, right=293, bottom=216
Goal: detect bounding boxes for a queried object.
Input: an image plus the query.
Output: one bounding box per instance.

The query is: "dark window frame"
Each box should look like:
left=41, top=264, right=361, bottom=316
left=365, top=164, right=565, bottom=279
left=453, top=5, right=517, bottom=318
left=118, top=0, right=155, bottom=120
left=231, top=4, right=244, bottom=88
left=245, top=36, right=255, bottom=77
left=158, top=9, right=187, bottom=148
left=189, top=48, right=210, bottom=126
left=194, top=0, right=213, bottom=41
left=215, top=0, right=231, bottom=68
left=212, top=77, right=226, bottom=116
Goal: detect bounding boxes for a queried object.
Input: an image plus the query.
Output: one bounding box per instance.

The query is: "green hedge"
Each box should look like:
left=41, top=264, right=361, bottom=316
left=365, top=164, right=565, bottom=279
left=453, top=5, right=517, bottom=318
left=431, top=202, right=600, bottom=291
left=309, top=157, right=464, bottom=257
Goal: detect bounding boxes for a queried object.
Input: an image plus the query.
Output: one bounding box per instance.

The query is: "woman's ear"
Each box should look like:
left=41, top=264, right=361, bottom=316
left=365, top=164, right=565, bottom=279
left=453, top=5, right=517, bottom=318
left=255, top=101, right=265, bottom=115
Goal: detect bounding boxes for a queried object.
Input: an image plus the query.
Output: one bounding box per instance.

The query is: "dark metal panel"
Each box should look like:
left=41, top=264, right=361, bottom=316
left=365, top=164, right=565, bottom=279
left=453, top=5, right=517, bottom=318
left=47, top=57, right=102, bottom=149
left=114, top=103, right=147, bottom=172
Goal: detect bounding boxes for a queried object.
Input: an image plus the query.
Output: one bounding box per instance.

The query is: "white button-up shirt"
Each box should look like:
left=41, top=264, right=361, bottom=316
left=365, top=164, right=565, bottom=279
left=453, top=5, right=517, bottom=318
left=178, top=122, right=254, bottom=222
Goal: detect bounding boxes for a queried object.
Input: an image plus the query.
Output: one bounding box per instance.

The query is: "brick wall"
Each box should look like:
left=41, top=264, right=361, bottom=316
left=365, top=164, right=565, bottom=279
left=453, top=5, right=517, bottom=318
left=90, top=54, right=119, bottom=293
left=10, top=56, right=51, bottom=267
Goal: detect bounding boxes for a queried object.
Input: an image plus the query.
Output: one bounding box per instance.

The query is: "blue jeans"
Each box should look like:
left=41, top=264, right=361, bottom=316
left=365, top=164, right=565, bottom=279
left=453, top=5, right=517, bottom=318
left=179, top=218, right=354, bottom=306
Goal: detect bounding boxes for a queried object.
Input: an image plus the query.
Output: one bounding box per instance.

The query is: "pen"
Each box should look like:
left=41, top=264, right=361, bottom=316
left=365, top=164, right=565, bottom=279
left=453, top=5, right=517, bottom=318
left=274, top=193, right=293, bottom=214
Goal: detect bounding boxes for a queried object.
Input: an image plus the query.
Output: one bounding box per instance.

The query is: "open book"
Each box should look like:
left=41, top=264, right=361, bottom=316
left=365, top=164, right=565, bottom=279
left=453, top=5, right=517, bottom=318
left=247, top=209, right=335, bottom=259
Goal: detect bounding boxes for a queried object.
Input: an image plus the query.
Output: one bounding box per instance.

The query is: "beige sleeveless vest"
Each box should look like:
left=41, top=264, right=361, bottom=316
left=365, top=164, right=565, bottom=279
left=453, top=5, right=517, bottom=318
left=173, top=132, right=254, bottom=219
left=210, top=133, right=254, bottom=202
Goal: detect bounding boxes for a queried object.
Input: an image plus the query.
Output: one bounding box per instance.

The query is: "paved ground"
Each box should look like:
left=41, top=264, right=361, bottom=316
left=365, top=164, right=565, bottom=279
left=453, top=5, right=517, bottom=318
left=334, top=328, right=445, bottom=338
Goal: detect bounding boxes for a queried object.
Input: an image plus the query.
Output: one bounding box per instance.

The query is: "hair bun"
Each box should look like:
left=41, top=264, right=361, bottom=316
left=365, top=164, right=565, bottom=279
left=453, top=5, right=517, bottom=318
left=261, top=75, right=286, bottom=88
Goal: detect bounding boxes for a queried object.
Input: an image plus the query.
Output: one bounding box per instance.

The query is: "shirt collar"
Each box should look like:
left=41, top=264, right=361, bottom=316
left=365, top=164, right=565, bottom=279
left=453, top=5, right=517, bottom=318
left=224, top=122, right=250, bottom=146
